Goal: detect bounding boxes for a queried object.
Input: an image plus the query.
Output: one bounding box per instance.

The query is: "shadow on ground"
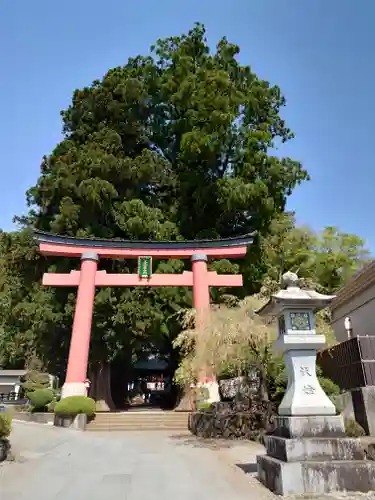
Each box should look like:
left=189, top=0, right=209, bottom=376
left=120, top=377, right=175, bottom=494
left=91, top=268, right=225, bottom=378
left=236, top=462, right=258, bottom=474
left=169, top=434, right=253, bottom=450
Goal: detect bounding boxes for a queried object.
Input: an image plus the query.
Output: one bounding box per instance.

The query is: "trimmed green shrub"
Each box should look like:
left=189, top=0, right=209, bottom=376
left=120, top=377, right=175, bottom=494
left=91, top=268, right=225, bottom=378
left=0, top=414, right=12, bottom=439
left=22, top=371, right=50, bottom=395
left=345, top=418, right=366, bottom=437
left=28, top=389, right=55, bottom=410
left=54, top=396, right=96, bottom=417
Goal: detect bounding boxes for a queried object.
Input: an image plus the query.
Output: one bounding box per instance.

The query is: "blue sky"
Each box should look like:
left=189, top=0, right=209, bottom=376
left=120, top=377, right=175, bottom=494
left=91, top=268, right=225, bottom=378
left=1, top=1, right=374, bottom=250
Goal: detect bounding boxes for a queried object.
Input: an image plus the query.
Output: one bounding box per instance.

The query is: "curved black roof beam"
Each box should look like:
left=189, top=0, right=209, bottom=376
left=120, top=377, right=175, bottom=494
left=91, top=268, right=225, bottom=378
left=33, top=230, right=256, bottom=250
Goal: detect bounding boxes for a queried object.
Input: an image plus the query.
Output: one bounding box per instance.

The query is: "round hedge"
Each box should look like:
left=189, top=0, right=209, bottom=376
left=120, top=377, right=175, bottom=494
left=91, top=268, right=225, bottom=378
left=28, top=389, right=55, bottom=410
left=54, top=396, right=96, bottom=417
left=0, top=413, right=12, bottom=439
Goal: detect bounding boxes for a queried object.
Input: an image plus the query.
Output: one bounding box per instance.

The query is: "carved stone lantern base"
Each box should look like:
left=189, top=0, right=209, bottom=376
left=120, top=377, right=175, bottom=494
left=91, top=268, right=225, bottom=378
left=257, top=415, right=375, bottom=496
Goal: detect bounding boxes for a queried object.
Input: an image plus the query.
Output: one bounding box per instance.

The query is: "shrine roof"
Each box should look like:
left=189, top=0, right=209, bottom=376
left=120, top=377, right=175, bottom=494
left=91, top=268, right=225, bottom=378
left=330, top=260, right=375, bottom=312
left=33, top=230, right=255, bottom=259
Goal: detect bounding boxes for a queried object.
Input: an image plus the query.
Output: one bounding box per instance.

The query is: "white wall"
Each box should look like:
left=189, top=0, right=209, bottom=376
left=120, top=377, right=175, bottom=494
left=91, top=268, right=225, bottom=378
left=0, top=384, right=15, bottom=394
left=0, top=376, right=20, bottom=386
left=331, top=282, right=375, bottom=342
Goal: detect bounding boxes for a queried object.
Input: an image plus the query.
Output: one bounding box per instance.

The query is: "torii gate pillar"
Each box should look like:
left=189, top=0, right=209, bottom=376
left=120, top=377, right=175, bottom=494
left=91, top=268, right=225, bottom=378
left=191, top=254, right=210, bottom=320
left=191, top=253, right=220, bottom=401
left=63, top=253, right=99, bottom=398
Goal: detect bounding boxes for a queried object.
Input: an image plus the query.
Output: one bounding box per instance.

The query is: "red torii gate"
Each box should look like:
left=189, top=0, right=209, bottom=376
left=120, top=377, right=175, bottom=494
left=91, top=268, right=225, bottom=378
left=34, top=231, right=254, bottom=399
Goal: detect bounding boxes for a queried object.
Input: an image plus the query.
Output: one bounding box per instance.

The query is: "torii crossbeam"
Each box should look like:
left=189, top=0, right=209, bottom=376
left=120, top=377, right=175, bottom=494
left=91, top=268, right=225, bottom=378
left=43, top=269, right=243, bottom=287
left=34, top=231, right=255, bottom=399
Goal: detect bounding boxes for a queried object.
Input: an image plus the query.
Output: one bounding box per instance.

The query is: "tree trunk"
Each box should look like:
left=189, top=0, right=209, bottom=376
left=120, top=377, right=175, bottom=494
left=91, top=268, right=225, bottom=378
left=175, top=385, right=197, bottom=411
left=122, top=348, right=134, bottom=406
left=111, top=350, right=133, bottom=409
left=257, top=366, right=269, bottom=401
left=89, top=362, right=115, bottom=411
left=165, top=340, right=182, bottom=409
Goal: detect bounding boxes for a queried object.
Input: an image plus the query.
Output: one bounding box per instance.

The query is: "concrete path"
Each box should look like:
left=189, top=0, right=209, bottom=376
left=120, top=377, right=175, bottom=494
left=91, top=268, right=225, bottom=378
left=0, top=422, right=274, bottom=500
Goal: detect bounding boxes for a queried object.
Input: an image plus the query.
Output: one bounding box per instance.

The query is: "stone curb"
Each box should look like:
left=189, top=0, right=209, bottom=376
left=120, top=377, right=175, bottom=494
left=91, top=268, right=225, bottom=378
left=12, top=419, right=53, bottom=426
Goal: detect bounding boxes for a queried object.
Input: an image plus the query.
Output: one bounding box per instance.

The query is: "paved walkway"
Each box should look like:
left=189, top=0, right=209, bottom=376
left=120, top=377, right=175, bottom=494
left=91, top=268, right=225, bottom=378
left=1, top=422, right=274, bottom=500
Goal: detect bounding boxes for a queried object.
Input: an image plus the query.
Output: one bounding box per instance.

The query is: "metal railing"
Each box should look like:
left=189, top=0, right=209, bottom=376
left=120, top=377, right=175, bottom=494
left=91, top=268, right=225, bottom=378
left=0, top=391, right=23, bottom=403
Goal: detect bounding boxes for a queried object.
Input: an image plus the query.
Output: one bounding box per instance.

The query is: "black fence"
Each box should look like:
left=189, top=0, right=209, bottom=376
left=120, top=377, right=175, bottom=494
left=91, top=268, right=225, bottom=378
left=318, top=336, right=375, bottom=390
left=0, top=391, right=24, bottom=403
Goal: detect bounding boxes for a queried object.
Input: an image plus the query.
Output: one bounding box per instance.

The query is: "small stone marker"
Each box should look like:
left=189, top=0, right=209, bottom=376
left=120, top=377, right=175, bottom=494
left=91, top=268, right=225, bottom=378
left=255, top=272, right=375, bottom=496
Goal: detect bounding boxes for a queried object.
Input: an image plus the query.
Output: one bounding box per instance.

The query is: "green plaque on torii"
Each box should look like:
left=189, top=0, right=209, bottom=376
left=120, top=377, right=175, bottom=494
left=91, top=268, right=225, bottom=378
left=138, top=256, right=152, bottom=278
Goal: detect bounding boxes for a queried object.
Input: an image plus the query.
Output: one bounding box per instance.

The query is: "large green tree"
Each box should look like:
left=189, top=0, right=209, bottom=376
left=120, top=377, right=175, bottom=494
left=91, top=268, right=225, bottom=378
left=0, top=230, right=65, bottom=370
left=311, top=226, right=370, bottom=293
left=6, top=24, right=308, bottom=408
left=258, top=212, right=370, bottom=297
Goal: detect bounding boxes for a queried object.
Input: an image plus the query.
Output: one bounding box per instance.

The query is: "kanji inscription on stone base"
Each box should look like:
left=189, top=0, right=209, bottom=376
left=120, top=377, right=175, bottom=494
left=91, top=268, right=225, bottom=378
left=302, top=384, right=316, bottom=395
left=300, top=365, right=311, bottom=376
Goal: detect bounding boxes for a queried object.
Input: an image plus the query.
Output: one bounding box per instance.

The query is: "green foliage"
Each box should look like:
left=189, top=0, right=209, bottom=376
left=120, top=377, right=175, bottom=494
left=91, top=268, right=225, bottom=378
left=197, top=401, right=212, bottom=410
left=21, top=371, right=50, bottom=396
left=258, top=213, right=370, bottom=298
left=28, top=388, right=55, bottom=410
left=313, top=227, right=370, bottom=293
left=318, top=374, right=340, bottom=399
left=0, top=231, right=63, bottom=370
left=0, top=413, right=12, bottom=439
left=174, top=296, right=276, bottom=389
left=344, top=418, right=366, bottom=437
left=54, top=396, right=96, bottom=417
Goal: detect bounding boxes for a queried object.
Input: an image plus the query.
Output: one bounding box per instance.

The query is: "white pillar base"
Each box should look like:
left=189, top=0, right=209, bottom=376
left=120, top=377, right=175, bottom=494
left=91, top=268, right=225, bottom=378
left=198, top=381, right=221, bottom=403
left=278, top=387, right=336, bottom=416
left=61, top=382, right=87, bottom=399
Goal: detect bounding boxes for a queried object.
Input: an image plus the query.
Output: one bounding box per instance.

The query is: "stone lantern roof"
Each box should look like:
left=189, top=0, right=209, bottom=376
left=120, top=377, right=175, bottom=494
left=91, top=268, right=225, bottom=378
left=256, top=271, right=336, bottom=318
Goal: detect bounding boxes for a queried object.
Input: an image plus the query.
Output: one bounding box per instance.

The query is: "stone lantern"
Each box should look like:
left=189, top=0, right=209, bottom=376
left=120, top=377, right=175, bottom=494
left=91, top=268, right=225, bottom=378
left=255, top=272, right=375, bottom=496
left=256, top=271, right=336, bottom=416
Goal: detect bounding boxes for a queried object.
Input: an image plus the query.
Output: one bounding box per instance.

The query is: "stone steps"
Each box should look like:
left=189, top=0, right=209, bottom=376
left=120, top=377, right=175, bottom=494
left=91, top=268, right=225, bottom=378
left=86, top=411, right=190, bottom=432
left=88, top=426, right=189, bottom=432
